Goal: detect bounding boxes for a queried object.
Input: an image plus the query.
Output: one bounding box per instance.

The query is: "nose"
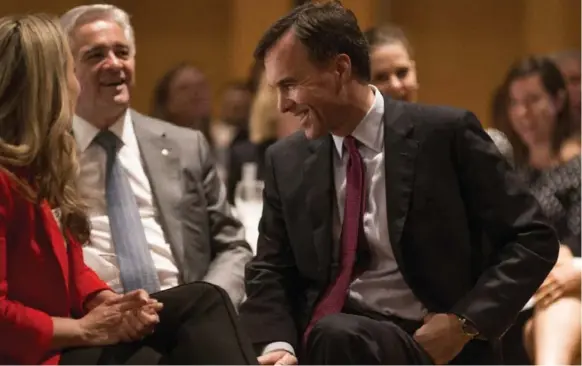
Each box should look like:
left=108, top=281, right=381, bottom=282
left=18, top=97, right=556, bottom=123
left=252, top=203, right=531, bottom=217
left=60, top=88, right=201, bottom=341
left=511, top=103, right=528, bottom=118
left=389, top=74, right=403, bottom=90
left=103, top=51, right=122, bottom=69
left=277, top=91, right=294, bottom=114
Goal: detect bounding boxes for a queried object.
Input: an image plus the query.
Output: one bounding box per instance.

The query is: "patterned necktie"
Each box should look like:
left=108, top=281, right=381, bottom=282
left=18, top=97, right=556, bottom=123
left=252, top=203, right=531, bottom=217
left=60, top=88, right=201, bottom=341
left=94, top=130, right=160, bottom=294
left=303, top=135, right=366, bottom=344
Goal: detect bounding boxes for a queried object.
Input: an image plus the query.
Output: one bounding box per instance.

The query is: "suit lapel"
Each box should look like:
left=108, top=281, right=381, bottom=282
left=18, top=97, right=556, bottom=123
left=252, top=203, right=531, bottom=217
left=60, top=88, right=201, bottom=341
left=383, top=100, right=418, bottom=275
left=132, top=111, right=184, bottom=262
left=303, top=135, right=335, bottom=278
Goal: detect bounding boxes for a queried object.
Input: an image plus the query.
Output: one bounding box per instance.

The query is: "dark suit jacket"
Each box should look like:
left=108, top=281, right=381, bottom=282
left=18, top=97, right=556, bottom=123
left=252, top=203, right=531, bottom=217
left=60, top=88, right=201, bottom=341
left=129, top=110, right=253, bottom=306
left=0, top=167, right=109, bottom=365
left=239, top=100, right=559, bottom=362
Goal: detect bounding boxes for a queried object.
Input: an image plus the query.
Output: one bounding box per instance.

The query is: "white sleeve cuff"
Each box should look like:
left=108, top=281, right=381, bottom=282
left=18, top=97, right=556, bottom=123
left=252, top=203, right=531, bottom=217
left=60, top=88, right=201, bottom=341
left=262, top=341, right=296, bottom=356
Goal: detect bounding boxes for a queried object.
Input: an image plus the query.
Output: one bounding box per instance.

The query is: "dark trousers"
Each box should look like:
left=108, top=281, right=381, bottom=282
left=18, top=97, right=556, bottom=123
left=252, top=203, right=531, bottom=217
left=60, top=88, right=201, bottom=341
left=60, top=282, right=257, bottom=365
left=303, top=311, right=433, bottom=365
left=302, top=300, right=496, bottom=365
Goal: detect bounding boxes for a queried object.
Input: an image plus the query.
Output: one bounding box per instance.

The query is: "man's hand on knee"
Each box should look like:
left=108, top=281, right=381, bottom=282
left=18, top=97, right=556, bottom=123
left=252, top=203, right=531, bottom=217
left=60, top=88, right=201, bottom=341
left=258, top=350, right=298, bottom=365
left=413, top=313, right=472, bottom=364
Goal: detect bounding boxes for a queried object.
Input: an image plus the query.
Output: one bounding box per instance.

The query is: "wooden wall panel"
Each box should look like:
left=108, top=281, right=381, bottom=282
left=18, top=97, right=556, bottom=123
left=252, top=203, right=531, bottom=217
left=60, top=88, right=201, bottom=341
left=389, top=0, right=525, bottom=125
left=0, top=0, right=85, bottom=17
left=342, top=0, right=375, bottom=32
left=523, top=0, right=581, bottom=55
left=229, top=0, right=292, bottom=81
left=115, top=0, right=232, bottom=115
left=1, top=0, right=578, bottom=124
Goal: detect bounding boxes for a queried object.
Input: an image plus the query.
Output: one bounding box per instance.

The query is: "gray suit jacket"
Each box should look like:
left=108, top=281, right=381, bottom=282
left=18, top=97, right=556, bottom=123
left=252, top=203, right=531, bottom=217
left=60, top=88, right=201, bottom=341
left=131, top=110, right=252, bottom=306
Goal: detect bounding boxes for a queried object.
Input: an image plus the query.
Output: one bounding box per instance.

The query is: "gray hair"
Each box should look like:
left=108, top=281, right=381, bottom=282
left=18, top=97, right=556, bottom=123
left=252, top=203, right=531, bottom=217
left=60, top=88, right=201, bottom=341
left=60, top=4, right=135, bottom=54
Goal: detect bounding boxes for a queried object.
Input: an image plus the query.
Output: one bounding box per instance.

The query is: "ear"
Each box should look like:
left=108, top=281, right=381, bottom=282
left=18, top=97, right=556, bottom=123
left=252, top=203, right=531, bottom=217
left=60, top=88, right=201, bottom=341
left=335, top=54, right=352, bottom=84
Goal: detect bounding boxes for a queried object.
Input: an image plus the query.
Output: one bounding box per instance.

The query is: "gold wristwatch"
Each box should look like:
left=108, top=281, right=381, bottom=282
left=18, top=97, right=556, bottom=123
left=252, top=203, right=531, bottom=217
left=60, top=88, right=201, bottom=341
left=456, top=315, right=480, bottom=339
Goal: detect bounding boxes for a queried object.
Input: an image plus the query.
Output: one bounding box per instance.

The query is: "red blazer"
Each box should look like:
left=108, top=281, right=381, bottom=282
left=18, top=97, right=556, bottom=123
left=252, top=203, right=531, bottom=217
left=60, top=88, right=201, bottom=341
left=0, top=169, right=109, bottom=365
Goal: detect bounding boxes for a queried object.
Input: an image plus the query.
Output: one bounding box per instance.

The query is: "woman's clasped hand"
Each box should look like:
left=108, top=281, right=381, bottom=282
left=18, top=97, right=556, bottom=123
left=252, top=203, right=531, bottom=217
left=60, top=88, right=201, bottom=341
left=78, top=290, right=164, bottom=346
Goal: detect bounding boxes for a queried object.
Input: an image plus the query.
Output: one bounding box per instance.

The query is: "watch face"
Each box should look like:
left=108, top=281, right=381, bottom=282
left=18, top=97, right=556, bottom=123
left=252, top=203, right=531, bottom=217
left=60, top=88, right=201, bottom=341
left=463, top=322, right=479, bottom=336
left=457, top=316, right=479, bottom=337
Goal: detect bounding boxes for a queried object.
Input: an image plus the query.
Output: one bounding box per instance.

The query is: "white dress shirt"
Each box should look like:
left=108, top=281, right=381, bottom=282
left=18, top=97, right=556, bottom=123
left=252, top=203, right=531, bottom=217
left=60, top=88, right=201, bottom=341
left=73, top=110, right=180, bottom=293
left=331, top=86, right=426, bottom=320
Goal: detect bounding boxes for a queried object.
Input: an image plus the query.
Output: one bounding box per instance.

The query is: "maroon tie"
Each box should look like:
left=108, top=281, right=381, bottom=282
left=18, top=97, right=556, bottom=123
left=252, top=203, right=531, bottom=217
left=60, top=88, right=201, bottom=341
left=303, top=135, right=366, bottom=345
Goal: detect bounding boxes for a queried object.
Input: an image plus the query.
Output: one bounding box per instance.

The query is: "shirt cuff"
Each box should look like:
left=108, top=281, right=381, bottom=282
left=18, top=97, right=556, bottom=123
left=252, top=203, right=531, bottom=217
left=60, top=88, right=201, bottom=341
left=262, top=341, right=296, bottom=356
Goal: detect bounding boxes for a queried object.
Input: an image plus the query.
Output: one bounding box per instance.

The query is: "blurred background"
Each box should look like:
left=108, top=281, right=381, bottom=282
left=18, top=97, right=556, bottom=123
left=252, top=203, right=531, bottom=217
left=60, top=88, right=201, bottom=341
left=1, top=0, right=579, bottom=127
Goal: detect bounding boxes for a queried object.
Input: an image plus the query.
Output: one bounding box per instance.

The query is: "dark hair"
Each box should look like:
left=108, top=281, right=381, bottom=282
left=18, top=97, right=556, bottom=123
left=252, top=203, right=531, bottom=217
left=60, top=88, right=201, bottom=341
left=254, top=0, right=370, bottom=82
left=150, top=62, right=212, bottom=142
left=151, top=62, right=198, bottom=121
left=364, top=24, right=414, bottom=58
left=498, top=56, right=573, bottom=167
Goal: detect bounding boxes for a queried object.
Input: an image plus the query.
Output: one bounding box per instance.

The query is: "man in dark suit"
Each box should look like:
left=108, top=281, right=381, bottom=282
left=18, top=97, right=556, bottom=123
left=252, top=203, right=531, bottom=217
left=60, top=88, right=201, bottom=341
left=58, top=4, right=256, bottom=363
left=239, top=2, right=559, bottom=365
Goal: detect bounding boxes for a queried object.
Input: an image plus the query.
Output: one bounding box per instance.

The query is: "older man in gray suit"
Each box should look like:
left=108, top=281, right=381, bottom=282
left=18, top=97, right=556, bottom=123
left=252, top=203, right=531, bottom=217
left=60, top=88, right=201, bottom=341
left=61, top=2, right=251, bottom=320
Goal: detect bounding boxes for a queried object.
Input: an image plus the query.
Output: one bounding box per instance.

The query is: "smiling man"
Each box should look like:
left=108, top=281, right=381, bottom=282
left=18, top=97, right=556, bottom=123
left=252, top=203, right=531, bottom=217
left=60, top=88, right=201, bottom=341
left=58, top=5, right=255, bottom=363
left=239, top=1, right=559, bottom=365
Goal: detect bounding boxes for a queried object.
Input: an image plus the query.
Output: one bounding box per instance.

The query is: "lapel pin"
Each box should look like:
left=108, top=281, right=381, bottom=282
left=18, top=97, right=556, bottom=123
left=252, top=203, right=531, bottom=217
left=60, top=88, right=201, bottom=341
left=161, top=148, right=169, bottom=156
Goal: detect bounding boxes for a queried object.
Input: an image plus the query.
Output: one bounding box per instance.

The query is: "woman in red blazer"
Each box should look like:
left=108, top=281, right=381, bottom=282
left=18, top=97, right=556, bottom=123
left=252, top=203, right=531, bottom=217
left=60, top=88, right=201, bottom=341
left=0, top=14, right=162, bottom=365
left=0, top=14, right=258, bottom=366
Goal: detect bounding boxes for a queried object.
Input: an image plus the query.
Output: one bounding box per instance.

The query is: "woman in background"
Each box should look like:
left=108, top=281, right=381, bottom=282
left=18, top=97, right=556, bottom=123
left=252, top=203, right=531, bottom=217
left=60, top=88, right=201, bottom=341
left=151, top=63, right=213, bottom=142
left=227, top=71, right=301, bottom=203
left=499, top=56, right=581, bottom=365
left=364, top=24, right=419, bottom=102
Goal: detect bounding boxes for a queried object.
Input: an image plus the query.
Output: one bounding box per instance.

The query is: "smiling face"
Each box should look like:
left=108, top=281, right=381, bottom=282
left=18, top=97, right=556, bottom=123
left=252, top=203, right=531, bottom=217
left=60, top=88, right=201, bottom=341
left=508, top=74, right=562, bottom=147
left=370, top=41, right=418, bottom=102
left=263, top=30, right=351, bottom=140
left=71, top=18, right=134, bottom=126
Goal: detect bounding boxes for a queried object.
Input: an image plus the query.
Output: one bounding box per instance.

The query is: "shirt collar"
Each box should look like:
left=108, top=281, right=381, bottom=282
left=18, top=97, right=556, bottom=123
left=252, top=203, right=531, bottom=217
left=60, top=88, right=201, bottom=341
left=331, top=85, right=385, bottom=157
left=73, top=109, right=133, bottom=152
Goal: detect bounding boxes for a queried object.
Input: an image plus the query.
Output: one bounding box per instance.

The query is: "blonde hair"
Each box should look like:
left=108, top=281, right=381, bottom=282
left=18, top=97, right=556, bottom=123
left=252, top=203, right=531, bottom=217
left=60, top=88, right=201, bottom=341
left=249, top=72, right=279, bottom=144
left=0, top=14, right=90, bottom=243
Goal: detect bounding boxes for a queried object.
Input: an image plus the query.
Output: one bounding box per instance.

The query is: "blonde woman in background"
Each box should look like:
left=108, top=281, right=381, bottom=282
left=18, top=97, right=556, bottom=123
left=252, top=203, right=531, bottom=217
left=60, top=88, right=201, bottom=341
left=227, top=72, right=300, bottom=202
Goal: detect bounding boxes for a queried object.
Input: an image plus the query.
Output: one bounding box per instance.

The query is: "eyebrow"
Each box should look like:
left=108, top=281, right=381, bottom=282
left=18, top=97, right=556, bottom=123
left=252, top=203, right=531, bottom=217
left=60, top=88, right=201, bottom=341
left=81, top=43, right=130, bottom=56
left=274, top=77, right=296, bottom=88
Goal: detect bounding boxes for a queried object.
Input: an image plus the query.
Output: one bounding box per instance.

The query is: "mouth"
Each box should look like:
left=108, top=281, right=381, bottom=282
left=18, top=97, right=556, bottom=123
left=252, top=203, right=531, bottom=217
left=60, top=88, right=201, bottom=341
left=293, top=110, right=309, bottom=121
left=100, top=80, right=126, bottom=87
